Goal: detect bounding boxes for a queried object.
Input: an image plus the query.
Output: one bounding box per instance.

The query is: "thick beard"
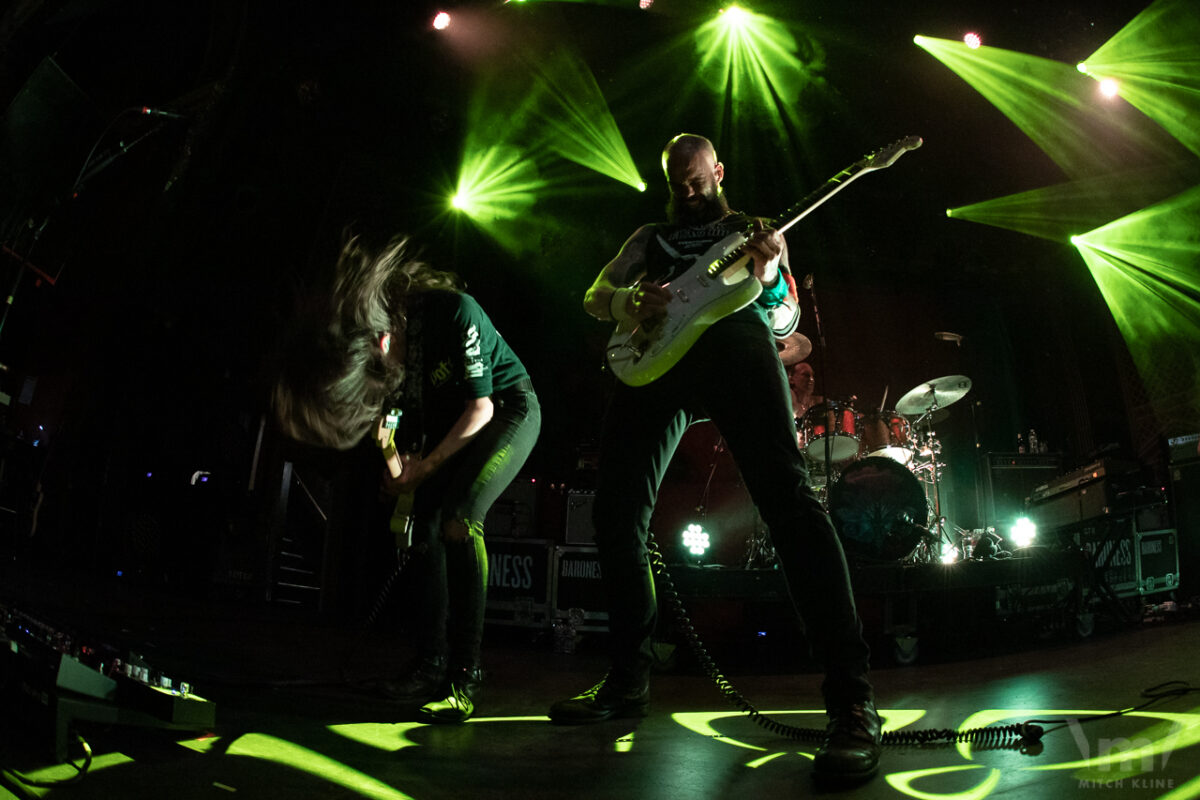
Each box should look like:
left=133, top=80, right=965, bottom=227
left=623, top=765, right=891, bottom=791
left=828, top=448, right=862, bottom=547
left=666, top=189, right=731, bottom=226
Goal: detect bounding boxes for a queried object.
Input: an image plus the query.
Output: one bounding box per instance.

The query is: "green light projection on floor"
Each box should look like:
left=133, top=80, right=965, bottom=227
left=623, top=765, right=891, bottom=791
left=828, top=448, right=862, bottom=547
left=179, top=733, right=413, bottom=799
left=1077, top=0, right=1200, bottom=158
left=913, top=35, right=1188, bottom=180
left=15, top=751, right=135, bottom=783
left=149, top=705, right=1198, bottom=800
left=692, top=5, right=828, bottom=142
left=946, top=164, right=1196, bottom=242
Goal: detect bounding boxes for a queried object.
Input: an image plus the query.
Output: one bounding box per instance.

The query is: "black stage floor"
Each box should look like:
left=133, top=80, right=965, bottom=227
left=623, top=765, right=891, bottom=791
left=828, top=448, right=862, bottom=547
left=3, top=558, right=1200, bottom=800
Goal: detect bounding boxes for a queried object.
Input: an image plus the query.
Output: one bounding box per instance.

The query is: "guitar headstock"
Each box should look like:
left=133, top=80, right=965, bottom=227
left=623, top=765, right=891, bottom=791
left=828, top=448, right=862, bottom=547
left=861, top=135, right=923, bottom=170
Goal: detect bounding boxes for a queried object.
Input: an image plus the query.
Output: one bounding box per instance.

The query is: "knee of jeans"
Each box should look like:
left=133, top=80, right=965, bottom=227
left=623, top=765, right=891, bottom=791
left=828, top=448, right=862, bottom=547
left=441, top=518, right=483, bottom=543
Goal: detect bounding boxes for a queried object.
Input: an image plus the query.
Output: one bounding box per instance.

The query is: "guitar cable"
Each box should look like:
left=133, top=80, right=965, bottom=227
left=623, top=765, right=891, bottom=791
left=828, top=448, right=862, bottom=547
left=647, top=536, right=1042, bottom=749
left=648, top=537, right=1200, bottom=750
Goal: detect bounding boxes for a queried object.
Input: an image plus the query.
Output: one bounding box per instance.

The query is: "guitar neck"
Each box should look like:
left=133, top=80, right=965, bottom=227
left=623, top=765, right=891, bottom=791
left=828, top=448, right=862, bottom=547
left=708, top=136, right=922, bottom=278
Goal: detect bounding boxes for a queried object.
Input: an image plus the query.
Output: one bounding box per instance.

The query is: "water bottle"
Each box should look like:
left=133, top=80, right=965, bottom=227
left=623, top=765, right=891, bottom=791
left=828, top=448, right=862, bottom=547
left=1017, top=432, right=1026, bottom=454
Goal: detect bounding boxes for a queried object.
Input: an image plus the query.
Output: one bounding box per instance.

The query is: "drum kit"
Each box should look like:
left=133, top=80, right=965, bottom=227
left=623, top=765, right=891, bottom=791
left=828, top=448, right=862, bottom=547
left=777, top=332, right=974, bottom=566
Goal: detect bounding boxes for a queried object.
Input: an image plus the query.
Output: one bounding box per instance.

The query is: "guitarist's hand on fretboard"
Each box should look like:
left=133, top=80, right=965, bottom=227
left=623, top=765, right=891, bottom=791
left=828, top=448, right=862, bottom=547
left=744, top=219, right=784, bottom=284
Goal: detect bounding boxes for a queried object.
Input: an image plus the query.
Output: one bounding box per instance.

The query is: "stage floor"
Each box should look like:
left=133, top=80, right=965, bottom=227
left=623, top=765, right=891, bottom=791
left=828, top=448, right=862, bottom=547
left=3, top=560, right=1200, bottom=800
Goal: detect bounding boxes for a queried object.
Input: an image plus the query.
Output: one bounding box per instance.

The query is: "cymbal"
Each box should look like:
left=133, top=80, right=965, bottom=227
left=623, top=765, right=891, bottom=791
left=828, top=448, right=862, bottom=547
left=776, top=332, right=813, bottom=365
left=895, top=375, right=972, bottom=416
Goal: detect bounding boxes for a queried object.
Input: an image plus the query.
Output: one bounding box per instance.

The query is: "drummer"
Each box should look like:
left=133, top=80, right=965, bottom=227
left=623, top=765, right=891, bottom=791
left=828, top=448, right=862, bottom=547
left=778, top=332, right=819, bottom=418
left=786, top=361, right=820, bottom=419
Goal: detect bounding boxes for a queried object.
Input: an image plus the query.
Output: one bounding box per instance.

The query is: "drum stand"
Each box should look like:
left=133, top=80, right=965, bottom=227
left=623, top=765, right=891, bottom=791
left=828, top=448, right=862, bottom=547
left=912, top=402, right=949, bottom=562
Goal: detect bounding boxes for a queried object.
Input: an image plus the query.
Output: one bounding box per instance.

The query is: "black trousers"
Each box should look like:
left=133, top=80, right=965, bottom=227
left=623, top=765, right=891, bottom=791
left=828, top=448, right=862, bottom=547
left=408, top=384, right=541, bottom=668
left=593, top=314, right=872, bottom=706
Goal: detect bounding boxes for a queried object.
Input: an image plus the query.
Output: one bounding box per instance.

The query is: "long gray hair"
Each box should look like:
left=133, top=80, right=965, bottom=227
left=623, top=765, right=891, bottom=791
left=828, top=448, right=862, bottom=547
left=273, top=233, right=463, bottom=450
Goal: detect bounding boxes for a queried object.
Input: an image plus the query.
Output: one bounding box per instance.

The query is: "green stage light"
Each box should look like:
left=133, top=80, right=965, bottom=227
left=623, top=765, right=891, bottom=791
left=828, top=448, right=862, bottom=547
left=913, top=35, right=1187, bottom=179
left=516, top=46, right=644, bottom=191
left=682, top=523, right=710, bottom=557
left=447, top=141, right=542, bottom=254
left=1009, top=517, right=1037, bottom=549
left=1078, top=0, right=1200, bottom=157
left=946, top=164, right=1197, bottom=243
left=693, top=5, right=827, bottom=140
left=1071, top=186, right=1200, bottom=432
left=444, top=41, right=642, bottom=256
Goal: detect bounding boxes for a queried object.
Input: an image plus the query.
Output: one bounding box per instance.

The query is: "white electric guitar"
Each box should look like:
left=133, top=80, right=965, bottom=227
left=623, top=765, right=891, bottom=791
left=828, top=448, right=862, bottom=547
left=606, top=135, right=923, bottom=387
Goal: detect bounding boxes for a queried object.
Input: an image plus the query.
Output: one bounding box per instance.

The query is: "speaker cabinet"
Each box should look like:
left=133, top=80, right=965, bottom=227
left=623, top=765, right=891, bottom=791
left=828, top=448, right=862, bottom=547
left=1170, top=458, right=1200, bottom=597
left=983, top=453, right=1062, bottom=532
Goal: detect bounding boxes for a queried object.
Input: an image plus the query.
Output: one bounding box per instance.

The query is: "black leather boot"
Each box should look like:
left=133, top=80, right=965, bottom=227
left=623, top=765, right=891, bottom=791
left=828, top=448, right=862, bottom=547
left=812, top=700, right=883, bottom=784
left=377, top=654, right=447, bottom=705
left=548, top=673, right=650, bottom=724
left=418, top=665, right=483, bottom=724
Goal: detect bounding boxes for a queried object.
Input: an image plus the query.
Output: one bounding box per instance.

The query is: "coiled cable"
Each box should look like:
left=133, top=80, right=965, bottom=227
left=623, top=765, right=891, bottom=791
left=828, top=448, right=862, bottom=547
left=647, top=538, right=1042, bottom=748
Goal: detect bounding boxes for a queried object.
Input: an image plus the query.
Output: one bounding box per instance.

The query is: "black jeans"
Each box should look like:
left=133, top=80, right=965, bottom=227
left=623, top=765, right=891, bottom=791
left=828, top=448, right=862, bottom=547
left=593, top=314, right=872, bottom=706
left=408, top=384, right=541, bottom=668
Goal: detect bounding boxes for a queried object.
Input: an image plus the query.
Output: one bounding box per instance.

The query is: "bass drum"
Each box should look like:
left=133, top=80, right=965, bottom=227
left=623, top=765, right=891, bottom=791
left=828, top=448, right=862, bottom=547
left=827, top=457, right=929, bottom=564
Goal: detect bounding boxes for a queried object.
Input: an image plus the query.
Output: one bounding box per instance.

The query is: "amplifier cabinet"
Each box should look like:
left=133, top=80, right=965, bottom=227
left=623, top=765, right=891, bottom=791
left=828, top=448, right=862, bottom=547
left=484, top=538, right=552, bottom=628
left=551, top=545, right=609, bottom=631
left=565, top=491, right=597, bottom=545
left=1030, top=480, right=1114, bottom=530
left=984, top=453, right=1062, bottom=531
left=1136, top=529, right=1179, bottom=596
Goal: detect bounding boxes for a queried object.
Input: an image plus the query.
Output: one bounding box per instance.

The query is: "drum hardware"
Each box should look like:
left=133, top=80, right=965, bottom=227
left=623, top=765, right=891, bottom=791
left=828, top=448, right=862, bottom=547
left=955, top=527, right=1008, bottom=561
left=895, top=375, right=973, bottom=553
left=742, top=519, right=778, bottom=569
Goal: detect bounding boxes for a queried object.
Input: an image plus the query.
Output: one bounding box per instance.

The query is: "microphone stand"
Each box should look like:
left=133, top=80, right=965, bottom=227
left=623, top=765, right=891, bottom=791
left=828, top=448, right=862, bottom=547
left=805, top=275, right=834, bottom=480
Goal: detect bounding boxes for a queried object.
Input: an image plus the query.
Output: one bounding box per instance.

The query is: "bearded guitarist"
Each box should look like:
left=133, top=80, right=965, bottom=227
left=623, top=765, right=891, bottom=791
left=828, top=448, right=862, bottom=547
left=549, top=133, right=884, bottom=786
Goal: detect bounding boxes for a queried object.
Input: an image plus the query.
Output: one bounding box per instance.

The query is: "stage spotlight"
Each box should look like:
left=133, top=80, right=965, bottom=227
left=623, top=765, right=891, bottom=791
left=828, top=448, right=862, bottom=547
left=640, top=0, right=654, bottom=8
left=719, top=4, right=751, bottom=28
left=963, top=32, right=982, bottom=49
left=940, top=540, right=959, bottom=564
left=681, top=524, right=710, bottom=558
left=1010, top=517, right=1037, bottom=549
left=432, top=11, right=450, bottom=30
left=1099, top=78, right=1120, bottom=99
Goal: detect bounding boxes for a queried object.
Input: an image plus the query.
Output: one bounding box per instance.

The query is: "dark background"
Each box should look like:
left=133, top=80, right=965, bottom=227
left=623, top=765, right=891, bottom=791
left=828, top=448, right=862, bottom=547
left=0, top=0, right=1182, bottom=612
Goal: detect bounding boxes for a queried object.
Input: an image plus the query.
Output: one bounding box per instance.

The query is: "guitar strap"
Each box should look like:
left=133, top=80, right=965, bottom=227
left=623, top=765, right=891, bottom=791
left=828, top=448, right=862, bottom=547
left=655, top=232, right=684, bottom=262
left=654, top=220, right=799, bottom=338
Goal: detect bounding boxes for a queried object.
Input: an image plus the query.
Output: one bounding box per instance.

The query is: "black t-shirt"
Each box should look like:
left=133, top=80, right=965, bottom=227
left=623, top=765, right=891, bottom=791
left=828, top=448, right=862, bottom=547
left=642, top=212, right=791, bottom=323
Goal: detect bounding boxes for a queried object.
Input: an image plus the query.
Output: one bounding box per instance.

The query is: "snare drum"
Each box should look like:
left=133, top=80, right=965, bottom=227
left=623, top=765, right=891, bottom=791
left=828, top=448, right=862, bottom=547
left=799, top=399, right=861, bottom=463
left=859, top=409, right=913, bottom=464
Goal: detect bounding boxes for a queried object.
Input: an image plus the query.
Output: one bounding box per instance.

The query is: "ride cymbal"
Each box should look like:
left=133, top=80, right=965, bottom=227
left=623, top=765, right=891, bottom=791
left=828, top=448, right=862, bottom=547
left=895, top=375, right=972, bottom=416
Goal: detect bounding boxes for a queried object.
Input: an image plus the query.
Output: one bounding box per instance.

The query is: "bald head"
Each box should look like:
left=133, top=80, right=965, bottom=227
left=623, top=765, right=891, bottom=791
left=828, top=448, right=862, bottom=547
left=661, top=133, right=718, bottom=177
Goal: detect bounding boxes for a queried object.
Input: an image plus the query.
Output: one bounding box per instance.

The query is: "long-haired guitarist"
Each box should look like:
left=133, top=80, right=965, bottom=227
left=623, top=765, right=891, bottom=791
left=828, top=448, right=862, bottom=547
left=549, top=134, right=882, bottom=784
left=273, top=231, right=541, bottom=724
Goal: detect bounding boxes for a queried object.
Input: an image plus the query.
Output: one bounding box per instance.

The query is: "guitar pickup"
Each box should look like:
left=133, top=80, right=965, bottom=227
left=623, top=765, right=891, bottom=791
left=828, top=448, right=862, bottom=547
left=674, top=288, right=691, bottom=302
